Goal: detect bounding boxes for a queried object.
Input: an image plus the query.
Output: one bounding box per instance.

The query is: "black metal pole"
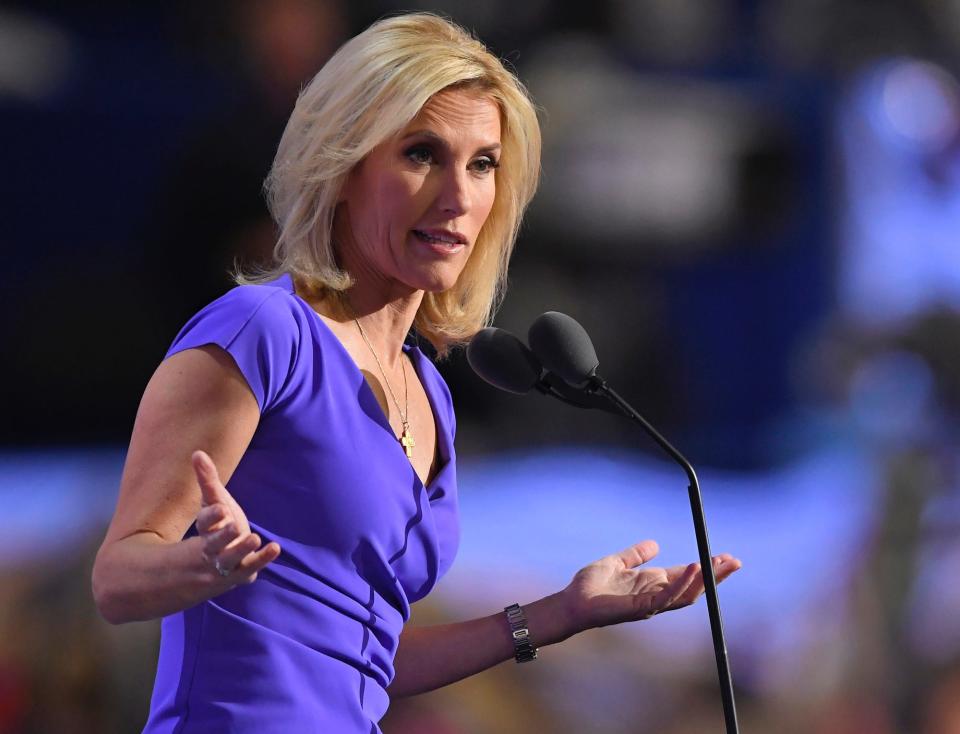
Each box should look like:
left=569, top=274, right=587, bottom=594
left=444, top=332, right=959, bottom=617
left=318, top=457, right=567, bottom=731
left=592, top=380, right=740, bottom=734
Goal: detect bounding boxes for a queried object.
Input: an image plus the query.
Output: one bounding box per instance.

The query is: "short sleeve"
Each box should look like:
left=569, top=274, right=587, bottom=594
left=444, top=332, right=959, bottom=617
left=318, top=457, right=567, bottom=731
left=165, top=286, right=302, bottom=414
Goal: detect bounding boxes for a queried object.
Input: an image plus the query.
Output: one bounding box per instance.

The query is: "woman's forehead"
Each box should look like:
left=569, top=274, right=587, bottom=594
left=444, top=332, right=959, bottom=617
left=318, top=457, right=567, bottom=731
left=405, top=88, right=502, bottom=138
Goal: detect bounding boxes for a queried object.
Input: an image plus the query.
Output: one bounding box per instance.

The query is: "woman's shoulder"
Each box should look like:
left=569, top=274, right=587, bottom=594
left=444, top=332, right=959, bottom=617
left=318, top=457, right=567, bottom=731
left=168, top=273, right=309, bottom=413
left=212, top=273, right=304, bottom=321
left=170, top=273, right=309, bottom=357
left=181, top=273, right=319, bottom=347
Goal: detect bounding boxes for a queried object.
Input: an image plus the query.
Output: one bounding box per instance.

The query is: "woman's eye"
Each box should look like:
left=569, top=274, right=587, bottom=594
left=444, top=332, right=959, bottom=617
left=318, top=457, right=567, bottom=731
left=471, top=156, right=500, bottom=174
left=405, top=146, right=433, bottom=165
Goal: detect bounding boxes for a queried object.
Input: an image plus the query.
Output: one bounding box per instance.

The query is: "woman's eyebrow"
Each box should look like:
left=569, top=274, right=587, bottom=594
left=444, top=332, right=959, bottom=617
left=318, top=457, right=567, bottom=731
left=400, top=129, right=502, bottom=154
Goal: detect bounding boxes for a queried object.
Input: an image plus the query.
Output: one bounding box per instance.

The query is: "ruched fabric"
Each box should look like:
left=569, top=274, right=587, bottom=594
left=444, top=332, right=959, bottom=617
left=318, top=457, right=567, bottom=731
left=142, top=274, right=460, bottom=734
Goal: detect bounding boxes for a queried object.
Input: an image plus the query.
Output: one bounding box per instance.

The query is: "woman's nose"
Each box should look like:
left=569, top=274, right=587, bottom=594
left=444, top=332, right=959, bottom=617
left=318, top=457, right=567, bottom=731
left=436, top=168, right=470, bottom=217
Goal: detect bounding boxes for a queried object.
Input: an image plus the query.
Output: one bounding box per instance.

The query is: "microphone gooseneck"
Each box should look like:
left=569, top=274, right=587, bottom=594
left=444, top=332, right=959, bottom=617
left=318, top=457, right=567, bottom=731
left=468, top=313, right=740, bottom=734
left=587, top=380, right=740, bottom=734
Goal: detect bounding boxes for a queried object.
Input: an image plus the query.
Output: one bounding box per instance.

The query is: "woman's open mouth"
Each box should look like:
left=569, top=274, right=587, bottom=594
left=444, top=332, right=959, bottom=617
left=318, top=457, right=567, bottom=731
left=413, top=229, right=467, bottom=253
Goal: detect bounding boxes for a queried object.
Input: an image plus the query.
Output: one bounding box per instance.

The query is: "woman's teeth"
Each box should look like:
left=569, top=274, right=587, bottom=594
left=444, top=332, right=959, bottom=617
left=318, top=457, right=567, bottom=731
left=414, top=230, right=459, bottom=246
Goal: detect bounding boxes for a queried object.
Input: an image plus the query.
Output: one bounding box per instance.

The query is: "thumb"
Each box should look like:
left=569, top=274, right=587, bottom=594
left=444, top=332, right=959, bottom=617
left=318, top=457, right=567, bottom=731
left=192, top=450, right=230, bottom=507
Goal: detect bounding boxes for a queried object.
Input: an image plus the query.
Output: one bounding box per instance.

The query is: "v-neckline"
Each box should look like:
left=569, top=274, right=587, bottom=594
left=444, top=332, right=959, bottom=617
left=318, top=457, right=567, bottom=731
left=285, top=278, right=452, bottom=492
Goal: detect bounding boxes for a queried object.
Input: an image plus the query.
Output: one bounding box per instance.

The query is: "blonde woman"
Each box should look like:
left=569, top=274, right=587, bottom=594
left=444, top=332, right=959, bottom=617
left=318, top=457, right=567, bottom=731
left=92, top=13, right=740, bottom=733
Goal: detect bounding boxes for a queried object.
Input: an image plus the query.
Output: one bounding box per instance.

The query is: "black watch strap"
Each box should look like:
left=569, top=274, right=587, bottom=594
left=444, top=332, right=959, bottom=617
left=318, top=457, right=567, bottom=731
left=504, top=603, right=538, bottom=663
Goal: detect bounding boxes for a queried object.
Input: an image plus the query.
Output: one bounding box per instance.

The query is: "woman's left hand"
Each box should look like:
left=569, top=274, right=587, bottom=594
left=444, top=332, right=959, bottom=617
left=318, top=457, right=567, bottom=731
left=561, top=539, right=741, bottom=632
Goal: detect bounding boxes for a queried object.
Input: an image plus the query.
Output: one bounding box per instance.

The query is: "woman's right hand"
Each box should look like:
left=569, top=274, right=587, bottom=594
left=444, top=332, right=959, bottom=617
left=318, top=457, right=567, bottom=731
left=193, top=450, right=282, bottom=585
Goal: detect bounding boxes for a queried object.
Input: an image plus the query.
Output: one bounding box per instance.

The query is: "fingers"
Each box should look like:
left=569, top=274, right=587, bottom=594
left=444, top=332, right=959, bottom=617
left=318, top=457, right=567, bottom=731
left=195, top=503, right=230, bottom=534
left=233, top=541, right=283, bottom=584
left=641, top=554, right=742, bottom=620
left=192, top=449, right=274, bottom=588
left=202, top=530, right=282, bottom=585
left=651, top=562, right=700, bottom=613
left=717, top=555, right=743, bottom=581
left=200, top=521, right=240, bottom=560
left=667, top=555, right=743, bottom=611
left=217, top=532, right=265, bottom=572
left=615, top=539, right=660, bottom=569
left=193, top=450, right=231, bottom=508
left=702, top=554, right=742, bottom=586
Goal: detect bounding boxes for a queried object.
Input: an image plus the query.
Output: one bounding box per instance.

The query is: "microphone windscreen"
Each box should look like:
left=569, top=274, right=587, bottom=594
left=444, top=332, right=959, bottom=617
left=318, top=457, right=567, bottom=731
left=466, top=327, right=543, bottom=395
left=528, top=312, right=599, bottom=388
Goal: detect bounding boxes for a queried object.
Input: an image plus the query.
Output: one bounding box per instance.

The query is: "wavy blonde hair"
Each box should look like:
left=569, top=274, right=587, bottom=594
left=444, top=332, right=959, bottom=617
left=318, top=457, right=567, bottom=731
left=239, top=12, right=541, bottom=356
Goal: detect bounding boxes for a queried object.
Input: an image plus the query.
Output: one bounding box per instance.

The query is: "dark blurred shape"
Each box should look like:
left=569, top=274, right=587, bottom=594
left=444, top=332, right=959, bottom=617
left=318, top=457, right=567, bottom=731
left=524, top=35, right=799, bottom=256
left=760, top=0, right=946, bottom=74
left=141, top=0, right=348, bottom=345
left=473, top=25, right=826, bottom=470
left=903, top=309, right=960, bottom=415
left=0, top=7, right=75, bottom=102
left=610, top=0, right=736, bottom=68
left=0, top=538, right=158, bottom=733
left=920, top=662, right=960, bottom=734
left=0, top=2, right=347, bottom=446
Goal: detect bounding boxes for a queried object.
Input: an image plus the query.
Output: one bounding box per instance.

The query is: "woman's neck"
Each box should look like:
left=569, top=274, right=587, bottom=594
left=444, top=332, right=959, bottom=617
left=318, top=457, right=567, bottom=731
left=300, top=277, right=424, bottom=369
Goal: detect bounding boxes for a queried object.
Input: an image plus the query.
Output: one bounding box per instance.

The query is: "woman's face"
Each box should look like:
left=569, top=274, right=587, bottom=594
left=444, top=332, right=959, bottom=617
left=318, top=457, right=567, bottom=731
left=337, top=87, right=502, bottom=296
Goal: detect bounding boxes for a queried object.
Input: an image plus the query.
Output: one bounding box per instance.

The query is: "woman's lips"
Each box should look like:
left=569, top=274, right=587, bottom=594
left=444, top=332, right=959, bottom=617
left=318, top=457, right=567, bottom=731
left=412, top=229, right=466, bottom=254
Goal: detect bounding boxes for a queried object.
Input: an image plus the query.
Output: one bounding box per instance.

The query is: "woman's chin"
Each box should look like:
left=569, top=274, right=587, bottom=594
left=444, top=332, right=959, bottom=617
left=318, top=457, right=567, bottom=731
left=418, top=281, right=456, bottom=295
left=404, top=266, right=464, bottom=294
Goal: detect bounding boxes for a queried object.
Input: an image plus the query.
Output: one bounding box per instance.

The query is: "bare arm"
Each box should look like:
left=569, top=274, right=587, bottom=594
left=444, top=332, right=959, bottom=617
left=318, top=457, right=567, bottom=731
left=389, top=544, right=742, bottom=698
left=91, top=345, right=281, bottom=624
left=388, top=592, right=575, bottom=698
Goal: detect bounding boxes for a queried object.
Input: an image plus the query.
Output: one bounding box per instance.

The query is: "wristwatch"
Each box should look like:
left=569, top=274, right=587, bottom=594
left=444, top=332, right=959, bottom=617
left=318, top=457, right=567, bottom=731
left=504, top=603, right=538, bottom=663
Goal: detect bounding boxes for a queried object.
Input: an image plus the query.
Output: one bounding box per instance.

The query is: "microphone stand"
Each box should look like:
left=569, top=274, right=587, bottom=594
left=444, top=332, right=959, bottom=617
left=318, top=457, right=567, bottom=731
left=471, top=324, right=740, bottom=731
left=573, top=374, right=741, bottom=734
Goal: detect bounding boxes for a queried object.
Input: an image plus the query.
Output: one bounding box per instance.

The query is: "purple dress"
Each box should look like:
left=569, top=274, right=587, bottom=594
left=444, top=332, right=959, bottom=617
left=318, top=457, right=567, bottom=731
left=142, top=274, right=460, bottom=733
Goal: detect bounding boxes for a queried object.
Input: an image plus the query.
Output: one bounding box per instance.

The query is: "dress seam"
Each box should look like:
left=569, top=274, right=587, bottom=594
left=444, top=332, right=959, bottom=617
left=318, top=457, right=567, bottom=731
left=171, top=603, right=207, bottom=734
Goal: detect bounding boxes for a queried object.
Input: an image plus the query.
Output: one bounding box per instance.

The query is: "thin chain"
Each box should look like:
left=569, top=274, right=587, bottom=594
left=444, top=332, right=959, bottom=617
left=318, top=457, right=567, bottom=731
left=354, top=318, right=409, bottom=428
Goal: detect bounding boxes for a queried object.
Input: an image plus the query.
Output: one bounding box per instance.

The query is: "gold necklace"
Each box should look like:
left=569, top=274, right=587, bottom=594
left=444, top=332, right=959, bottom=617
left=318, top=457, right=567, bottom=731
left=354, top=318, right=415, bottom=458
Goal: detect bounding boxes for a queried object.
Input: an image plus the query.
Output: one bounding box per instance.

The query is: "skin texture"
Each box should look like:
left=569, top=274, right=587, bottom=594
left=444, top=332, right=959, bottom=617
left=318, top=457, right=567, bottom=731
left=91, top=346, right=277, bottom=624
left=335, top=86, right=502, bottom=301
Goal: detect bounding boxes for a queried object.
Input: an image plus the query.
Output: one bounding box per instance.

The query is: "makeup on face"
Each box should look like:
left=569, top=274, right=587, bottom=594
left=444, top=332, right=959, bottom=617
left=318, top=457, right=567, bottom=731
left=338, top=88, right=502, bottom=294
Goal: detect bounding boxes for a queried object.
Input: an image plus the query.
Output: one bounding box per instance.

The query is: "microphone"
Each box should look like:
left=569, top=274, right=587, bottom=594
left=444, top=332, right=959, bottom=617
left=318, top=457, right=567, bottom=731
left=465, top=327, right=541, bottom=394
left=466, top=327, right=623, bottom=414
left=470, top=313, right=741, bottom=734
left=527, top=311, right=599, bottom=388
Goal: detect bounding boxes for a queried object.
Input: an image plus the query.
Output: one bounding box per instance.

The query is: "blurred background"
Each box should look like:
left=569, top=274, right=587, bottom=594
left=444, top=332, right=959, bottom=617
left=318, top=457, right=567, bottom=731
left=2, top=0, right=960, bottom=731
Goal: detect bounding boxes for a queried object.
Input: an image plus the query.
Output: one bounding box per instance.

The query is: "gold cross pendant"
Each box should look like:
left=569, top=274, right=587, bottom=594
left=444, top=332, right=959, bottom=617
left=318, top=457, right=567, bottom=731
left=400, top=425, right=415, bottom=458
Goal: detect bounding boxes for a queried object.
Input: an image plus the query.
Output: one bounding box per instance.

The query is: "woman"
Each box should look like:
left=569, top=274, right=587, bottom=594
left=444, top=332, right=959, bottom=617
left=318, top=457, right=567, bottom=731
left=92, top=12, right=741, bottom=733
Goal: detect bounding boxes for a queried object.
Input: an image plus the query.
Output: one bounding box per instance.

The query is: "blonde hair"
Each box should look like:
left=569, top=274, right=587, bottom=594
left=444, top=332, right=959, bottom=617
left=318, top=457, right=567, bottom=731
left=238, top=12, right=541, bottom=356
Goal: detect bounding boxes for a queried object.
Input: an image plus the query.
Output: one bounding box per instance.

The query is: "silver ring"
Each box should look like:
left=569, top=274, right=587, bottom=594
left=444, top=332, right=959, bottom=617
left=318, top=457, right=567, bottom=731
left=214, top=559, right=231, bottom=577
